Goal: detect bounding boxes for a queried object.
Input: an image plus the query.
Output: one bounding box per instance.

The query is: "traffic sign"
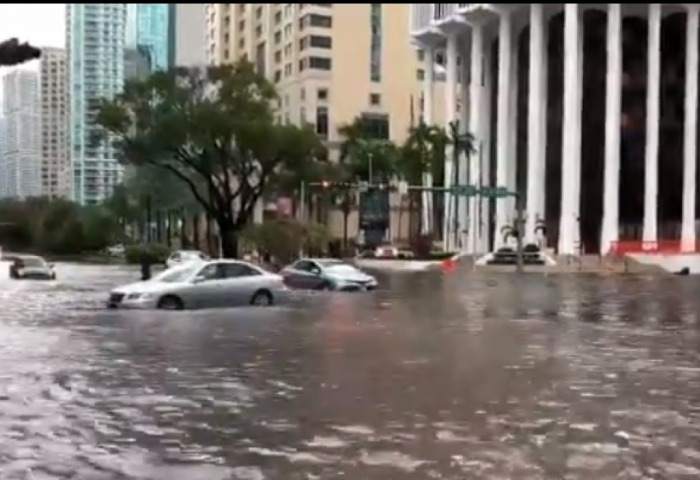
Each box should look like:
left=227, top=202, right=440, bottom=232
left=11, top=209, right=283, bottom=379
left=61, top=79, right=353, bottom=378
left=480, top=186, right=511, bottom=198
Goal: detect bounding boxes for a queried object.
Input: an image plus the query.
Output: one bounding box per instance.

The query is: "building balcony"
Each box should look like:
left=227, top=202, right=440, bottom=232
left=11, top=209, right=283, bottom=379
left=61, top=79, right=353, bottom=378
left=409, top=4, right=445, bottom=47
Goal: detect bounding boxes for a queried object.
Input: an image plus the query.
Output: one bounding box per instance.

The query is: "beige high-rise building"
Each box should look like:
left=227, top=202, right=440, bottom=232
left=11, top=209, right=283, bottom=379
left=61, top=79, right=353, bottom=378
left=205, top=4, right=447, bottom=243
left=39, top=47, right=69, bottom=198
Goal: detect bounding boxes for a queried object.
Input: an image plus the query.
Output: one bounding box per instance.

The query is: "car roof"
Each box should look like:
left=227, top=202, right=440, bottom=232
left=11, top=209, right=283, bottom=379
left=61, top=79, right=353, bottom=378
left=298, top=258, right=346, bottom=266
left=2, top=253, right=43, bottom=260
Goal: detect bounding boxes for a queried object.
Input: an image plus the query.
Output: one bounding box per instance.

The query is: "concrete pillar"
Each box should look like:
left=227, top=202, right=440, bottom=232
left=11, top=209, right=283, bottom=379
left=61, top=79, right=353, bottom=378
left=495, top=11, right=513, bottom=248
left=480, top=48, right=493, bottom=252
left=459, top=43, right=470, bottom=251
left=642, top=3, right=661, bottom=244
left=600, top=3, right=623, bottom=254
left=507, top=32, right=519, bottom=225
left=558, top=3, right=582, bottom=255
left=421, top=47, right=435, bottom=235
left=468, top=24, right=485, bottom=254
left=682, top=6, right=700, bottom=252
left=444, top=34, right=458, bottom=251
left=526, top=3, right=545, bottom=244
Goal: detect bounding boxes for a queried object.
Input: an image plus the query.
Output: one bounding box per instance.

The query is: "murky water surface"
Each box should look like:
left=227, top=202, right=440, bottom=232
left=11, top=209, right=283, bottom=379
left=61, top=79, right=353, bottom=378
left=0, top=263, right=699, bottom=479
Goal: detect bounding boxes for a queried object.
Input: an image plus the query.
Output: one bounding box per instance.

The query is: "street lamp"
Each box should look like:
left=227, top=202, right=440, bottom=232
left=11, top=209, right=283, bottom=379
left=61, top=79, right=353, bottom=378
left=0, top=39, right=41, bottom=66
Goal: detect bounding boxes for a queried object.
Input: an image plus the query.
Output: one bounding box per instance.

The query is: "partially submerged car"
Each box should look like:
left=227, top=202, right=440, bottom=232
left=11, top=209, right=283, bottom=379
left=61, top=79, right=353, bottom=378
left=108, top=259, right=288, bottom=310
left=5, top=254, right=56, bottom=280
left=280, top=258, right=378, bottom=291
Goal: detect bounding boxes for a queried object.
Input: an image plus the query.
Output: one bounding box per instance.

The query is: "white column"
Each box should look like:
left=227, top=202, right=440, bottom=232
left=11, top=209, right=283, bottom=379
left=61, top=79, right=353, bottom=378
left=642, top=4, right=661, bottom=244
left=480, top=49, right=493, bottom=252
left=537, top=23, right=549, bottom=223
left=681, top=6, right=699, bottom=252
left=600, top=3, right=623, bottom=254
left=495, top=11, right=513, bottom=248
left=421, top=47, right=435, bottom=235
left=507, top=34, right=519, bottom=225
left=572, top=12, right=584, bottom=252
left=558, top=3, right=582, bottom=255
left=526, top=3, right=545, bottom=244
left=459, top=45, right=470, bottom=251
left=468, top=24, right=485, bottom=254
left=444, top=34, right=458, bottom=251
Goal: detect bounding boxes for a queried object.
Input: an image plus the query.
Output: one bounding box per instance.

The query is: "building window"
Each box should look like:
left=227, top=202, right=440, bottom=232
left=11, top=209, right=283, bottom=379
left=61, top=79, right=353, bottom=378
left=309, top=35, right=332, bottom=49
left=369, top=93, right=381, bottom=106
left=416, top=69, right=425, bottom=81
left=317, top=88, right=328, bottom=101
left=309, top=57, right=332, bottom=70
left=315, top=106, right=329, bottom=139
left=370, top=4, right=382, bottom=82
left=300, top=14, right=332, bottom=29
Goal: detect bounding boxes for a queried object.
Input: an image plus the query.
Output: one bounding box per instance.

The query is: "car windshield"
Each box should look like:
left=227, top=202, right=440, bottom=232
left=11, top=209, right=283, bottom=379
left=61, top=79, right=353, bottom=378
left=325, top=264, right=361, bottom=275
left=154, top=264, right=198, bottom=283
left=22, top=257, right=46, bottom=268
left=182, top=251, right=207, bottom=260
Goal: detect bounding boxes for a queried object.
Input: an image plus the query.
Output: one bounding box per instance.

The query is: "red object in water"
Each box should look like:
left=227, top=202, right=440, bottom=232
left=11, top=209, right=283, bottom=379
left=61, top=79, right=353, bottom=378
left=441, top=257, right=455, bottom=273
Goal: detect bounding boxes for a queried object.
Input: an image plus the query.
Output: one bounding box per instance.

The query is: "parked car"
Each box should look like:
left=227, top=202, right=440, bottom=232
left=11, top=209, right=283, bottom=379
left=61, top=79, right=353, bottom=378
left=165, top=249, right=209, bottom=269
left=107, top=259, right=287, bottom=310
left=280, top=258, right=378, bottom=291
left=5, top=254, right=56, bottom=280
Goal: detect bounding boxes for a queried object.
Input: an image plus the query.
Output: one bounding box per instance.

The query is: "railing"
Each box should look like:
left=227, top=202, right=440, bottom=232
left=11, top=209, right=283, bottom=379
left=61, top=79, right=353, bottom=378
left=410, top=4, right=434, bottom=32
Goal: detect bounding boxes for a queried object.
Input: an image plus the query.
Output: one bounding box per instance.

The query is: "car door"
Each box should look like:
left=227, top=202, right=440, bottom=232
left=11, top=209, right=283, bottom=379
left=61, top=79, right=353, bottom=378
left=219, top=262, right=262, bottom=307
left=283, top=260, right=317, bottom=290
left=186, top=263, right=227, bottom=309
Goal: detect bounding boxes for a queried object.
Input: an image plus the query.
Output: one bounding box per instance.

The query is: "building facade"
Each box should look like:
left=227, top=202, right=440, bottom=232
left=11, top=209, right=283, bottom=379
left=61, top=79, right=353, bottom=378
left=39, top=47, right=69, bottom=198
left=126, top=4, right=172, bottom=71
left=173, top=4, right=206, bottom=67
left=1, top=70, right=41, bottom=199
left=206, top=4, right=445, bottom=243
left=67, top=4, right=127, bottom=205
left=411, top=3, right=700, bottom=255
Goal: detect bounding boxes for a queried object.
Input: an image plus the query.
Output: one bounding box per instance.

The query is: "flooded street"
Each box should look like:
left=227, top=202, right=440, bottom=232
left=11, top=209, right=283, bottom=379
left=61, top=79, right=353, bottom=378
left=0, top=264, right=699, bottom=479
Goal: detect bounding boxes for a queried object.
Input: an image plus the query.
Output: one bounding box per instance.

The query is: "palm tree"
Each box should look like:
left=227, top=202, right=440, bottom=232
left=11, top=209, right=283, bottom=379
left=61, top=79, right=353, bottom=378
left=534, top=217, right=547, bottom=248
left=400, top=122, right=446, bottom=239
left=444, top=120, right=476, bottom=249
left=337, top=117, right=399, bottom=247
left=500, top=224, right=516, bottom=247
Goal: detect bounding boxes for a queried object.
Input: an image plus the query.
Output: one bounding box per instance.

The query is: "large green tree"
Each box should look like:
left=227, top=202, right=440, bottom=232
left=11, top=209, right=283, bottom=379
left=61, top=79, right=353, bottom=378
left=93, top=60, right=328, bottom=257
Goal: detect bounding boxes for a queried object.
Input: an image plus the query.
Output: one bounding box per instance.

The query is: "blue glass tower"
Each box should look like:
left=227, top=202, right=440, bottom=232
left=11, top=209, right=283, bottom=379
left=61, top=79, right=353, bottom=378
left=67, top=4, right=127, bottom=205
left=126, top=4, right=173, bottom=72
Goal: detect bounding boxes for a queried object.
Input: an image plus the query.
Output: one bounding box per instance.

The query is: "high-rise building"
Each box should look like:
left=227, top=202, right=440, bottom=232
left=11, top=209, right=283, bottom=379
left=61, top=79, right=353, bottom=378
left=173, top=4, right=206, bottom=66
left=39, top=47, right=69, bottom=198
left=67, top=4, right=127, bottom=205
left=205, top=4, right=444, bottom=243
left=1, top=70, right=41, bottom=199
left=126, top=4, right=172, bottom=71
left=0, top=117, right=8, bottom=198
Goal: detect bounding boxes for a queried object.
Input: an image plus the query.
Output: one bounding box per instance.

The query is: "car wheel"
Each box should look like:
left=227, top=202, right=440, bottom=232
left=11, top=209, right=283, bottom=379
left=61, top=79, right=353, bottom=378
left=320, top=282, right=335, bottom=291
left=157, top=295, right=184, bottom=310
left=250, top=290, right=273, bottom=306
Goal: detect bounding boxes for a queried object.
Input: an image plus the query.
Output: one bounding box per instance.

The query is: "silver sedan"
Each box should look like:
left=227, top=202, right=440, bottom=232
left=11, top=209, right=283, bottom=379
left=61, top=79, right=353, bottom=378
left=107, top=259, right=289, bottom=310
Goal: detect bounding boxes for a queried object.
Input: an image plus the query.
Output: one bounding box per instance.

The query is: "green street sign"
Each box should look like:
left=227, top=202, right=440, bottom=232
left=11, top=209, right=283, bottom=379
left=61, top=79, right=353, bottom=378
left=480, top=186, right=511, bottom=198
left=451, top=184, right=478, bottom=195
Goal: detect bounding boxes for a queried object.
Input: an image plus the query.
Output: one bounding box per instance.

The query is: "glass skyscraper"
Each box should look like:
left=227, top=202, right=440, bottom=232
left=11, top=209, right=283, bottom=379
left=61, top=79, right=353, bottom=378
left=126, top=4, right=173, bottom=72
left=67, top=4, right=127, bottom=205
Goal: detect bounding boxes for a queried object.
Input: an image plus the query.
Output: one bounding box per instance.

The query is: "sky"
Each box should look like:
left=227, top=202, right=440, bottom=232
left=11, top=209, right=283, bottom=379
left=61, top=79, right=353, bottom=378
left=0, top=4, right=65, bottom=93
left=0, top=4, right=65, bottom=48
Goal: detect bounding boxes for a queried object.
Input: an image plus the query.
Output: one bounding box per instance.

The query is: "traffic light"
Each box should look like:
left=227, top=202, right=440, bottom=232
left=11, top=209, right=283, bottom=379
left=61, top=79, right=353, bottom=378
left=0, top=38, right=41, bottom=67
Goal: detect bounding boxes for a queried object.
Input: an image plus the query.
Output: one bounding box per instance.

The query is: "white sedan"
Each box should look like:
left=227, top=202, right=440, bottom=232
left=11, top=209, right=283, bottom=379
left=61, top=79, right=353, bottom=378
left=107, top=259, right=289, bottom=310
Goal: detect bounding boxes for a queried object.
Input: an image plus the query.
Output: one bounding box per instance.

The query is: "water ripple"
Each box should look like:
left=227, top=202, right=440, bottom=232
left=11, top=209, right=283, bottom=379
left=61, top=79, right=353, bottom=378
left=0, top=264, right=698, bottom=478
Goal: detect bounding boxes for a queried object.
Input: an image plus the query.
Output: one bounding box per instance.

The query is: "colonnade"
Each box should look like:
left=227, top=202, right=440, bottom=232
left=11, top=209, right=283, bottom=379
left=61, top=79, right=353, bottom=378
left=420, top=3, right=700, bottom=255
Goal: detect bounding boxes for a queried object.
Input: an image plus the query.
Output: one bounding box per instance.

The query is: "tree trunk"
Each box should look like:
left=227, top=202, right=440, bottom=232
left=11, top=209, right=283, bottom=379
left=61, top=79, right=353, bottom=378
left=218, top=221, right=239, bottom=258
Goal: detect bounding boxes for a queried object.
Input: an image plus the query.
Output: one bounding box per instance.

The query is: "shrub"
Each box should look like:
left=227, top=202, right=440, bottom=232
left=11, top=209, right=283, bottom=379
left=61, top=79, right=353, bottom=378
left=124, top=243, right=171, bottom=265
